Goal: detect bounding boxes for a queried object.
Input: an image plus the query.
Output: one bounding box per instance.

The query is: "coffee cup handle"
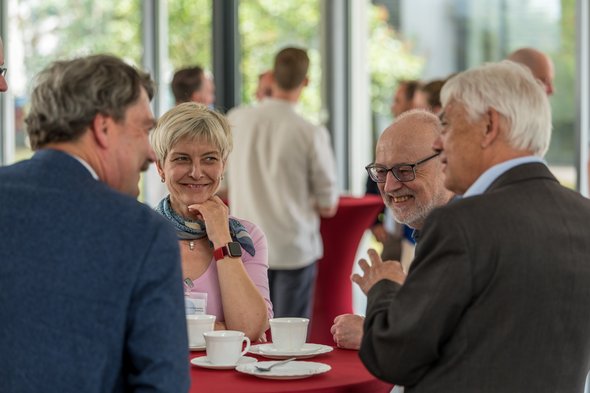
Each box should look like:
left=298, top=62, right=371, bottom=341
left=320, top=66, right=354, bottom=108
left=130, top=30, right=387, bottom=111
left=241, top=336, right=251, bottom=356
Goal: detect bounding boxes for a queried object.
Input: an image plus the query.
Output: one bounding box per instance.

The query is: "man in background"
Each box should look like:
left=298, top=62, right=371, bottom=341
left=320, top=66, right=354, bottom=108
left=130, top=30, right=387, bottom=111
left=412, top=79, right=446, bottom=114
left=507, top=47, right=554, bottom=95
left=331, top=110, right=453, bottom=351
left=255, top=70, right=273, bottom=101
left=356, top=60, right=590, bottom=392
left=391, top=80, right=422, bottom=117
left=0, top=54, right=188, bottom=393
left=227, top=47, right=338, bottom=318
left=171, top=65, right=216, bottom=106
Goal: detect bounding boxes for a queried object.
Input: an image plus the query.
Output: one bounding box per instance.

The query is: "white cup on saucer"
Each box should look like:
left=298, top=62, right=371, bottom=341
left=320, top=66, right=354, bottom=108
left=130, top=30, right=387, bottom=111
left=186, top=314, right=216, bottom=347
left=269, top=317, right=309, bottom=351
left=204, top=330, right=251, bottom=365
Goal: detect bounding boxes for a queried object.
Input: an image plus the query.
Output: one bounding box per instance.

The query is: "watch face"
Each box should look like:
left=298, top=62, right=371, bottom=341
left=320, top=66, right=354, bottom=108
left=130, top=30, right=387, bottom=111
left=227, top=242, right=243, bottom=257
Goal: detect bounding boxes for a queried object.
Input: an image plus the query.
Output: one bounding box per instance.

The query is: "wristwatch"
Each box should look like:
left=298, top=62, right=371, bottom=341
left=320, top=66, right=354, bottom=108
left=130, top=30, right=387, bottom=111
left=213, top=242, right=242, bottom=261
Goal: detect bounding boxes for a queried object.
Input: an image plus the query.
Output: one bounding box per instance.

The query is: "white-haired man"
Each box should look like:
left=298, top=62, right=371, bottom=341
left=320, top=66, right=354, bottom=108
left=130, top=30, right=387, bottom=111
left=354, top=61, right=590, bottom=393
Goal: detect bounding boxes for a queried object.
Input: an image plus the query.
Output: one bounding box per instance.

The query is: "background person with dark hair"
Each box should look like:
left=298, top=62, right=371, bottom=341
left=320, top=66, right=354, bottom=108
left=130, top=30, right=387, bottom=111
left=171, top=65, right=216, bottom=106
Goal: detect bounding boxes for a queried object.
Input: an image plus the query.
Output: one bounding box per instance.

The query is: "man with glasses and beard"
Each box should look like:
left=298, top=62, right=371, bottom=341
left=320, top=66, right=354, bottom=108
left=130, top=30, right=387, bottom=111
left=331, top=109, right=453, bottom=353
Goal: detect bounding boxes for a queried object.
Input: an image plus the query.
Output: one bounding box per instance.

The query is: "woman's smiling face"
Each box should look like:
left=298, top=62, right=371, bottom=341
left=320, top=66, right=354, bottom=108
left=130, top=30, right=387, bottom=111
left=158, top=136, right=224, bottom=218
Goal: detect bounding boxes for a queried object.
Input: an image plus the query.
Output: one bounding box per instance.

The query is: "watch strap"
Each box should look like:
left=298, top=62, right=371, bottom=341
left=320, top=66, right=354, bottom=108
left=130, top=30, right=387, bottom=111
left=213, top=241, right=242, bottom=261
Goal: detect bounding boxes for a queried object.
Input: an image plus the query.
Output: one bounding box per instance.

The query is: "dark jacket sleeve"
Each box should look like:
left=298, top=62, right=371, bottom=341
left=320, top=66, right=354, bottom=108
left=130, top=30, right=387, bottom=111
left=125, top=221, right=190, bottom=393
left=359, top=207, right=473, bottom=386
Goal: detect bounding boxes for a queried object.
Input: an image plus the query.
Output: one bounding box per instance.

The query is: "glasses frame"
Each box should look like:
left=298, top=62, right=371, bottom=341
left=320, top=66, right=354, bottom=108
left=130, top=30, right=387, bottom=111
left=0, top=67, right=6, bottom=77
left=365, top=152, right=440, bottom=183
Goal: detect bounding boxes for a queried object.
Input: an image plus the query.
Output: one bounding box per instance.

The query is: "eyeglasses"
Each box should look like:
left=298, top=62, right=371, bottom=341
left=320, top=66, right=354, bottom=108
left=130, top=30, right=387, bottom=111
left=0, top=67, right=6, bottom=77
left=365, top=152, right=440, bottom=183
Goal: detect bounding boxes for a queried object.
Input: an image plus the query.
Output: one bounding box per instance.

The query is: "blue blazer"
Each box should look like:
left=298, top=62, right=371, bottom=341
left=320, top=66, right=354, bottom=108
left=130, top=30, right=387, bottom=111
left=0, top=150, right=189, bottom=393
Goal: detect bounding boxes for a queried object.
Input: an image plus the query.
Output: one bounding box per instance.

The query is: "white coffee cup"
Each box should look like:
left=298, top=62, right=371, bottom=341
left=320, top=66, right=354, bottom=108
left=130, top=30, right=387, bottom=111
left=186, top=314, right=216, bottom=347
left=269, top=317, right=309, bottom=351
left=203, top=330, right=251, bottom=365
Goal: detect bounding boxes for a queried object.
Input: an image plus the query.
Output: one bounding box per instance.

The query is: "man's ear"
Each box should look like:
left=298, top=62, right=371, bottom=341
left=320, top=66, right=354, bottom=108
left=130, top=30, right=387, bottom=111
left=190, top=90, right=201, bottom=103
left=90, top=113, right=110, bottom=149
left=481, top=108, right=501, bottom=149
left=303, top=76, right=309, bottom=87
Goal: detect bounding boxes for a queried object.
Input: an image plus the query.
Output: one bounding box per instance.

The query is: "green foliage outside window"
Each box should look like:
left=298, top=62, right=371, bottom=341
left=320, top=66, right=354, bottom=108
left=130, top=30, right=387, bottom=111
left=368, top=5, right=424, bottom=117
left=239, top=0, right=322, bottom=122
left=168, top=0, right=212, bottom=70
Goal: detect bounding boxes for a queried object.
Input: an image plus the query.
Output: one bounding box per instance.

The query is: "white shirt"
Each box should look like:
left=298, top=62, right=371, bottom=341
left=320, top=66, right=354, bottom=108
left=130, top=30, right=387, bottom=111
left=226, top=99, right=339, bottom=269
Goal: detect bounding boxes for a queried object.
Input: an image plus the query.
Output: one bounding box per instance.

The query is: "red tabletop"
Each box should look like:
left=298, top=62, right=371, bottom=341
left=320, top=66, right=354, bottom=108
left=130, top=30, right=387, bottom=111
left=189, top=346, right=393, bottom=393
left=310, top=195, right=384, bottom=345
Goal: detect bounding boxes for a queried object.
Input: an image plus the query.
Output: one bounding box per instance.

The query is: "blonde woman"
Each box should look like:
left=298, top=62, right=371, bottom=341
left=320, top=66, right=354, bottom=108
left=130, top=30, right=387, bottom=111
left=150, top=102, right=271, bottom=341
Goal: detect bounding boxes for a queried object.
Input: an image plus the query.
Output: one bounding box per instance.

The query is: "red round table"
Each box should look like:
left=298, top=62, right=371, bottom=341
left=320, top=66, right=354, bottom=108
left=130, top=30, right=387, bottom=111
left=309, top=195, right=384, bottom=345
left=189, top=346, right=393, bottom=392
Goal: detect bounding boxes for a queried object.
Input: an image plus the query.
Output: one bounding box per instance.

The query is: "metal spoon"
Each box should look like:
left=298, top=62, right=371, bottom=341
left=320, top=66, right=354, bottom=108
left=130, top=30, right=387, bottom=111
left=254, top=357, right=297, bottom=372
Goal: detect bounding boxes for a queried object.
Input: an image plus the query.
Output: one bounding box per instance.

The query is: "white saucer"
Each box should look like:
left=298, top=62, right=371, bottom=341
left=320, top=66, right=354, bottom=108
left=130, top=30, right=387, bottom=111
left=190, top=355, right=257, bottom=370
left=189, top=344, right=206, bottom=352
left=236, top=360, right=331, bottom=380
left=259, top=343, right=320, bottom=355
left=249, top=343, right=333, bottom=359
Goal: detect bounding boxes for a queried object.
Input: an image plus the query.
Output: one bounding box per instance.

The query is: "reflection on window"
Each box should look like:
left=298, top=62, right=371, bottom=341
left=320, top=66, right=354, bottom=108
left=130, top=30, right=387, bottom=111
left=8, top=0, right=141, bottom=163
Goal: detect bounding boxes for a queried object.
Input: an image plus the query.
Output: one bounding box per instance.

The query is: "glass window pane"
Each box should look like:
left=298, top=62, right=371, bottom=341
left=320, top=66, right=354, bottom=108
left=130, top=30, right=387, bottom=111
left=167, top=0, right=213, bottom=109
left=238, top=0, right=322, bottom=122
left=370, top=0, right=576, bottom=188
left=8, top=0, right=141, bottom=164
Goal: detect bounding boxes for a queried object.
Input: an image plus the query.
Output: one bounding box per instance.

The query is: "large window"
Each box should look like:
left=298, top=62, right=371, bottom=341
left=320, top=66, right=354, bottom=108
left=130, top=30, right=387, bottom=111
left=167, top=0, right=212, bottom=110
left=6, top=0, right=142, bottom=163
left=0, top=0, right=585, bottom=194
left=238, top=0, right=322, bottom=122
left=370, top=0, right=576, bottom=187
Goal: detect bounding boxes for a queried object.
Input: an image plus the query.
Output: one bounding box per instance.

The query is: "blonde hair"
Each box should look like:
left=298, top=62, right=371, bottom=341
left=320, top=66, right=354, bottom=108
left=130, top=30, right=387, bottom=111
left=150, top=102, right=232, bottom=163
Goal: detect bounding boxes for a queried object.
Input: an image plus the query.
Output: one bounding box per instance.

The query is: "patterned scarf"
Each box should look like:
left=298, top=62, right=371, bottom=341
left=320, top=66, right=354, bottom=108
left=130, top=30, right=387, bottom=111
left=155, top=196, right=256, bottom=257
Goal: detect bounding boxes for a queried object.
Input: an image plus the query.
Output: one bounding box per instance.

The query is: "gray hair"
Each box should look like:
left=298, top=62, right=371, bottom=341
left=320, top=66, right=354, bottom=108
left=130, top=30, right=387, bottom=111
left=25, top=54, right=154, bottom=150
left=441, top=60, right=551, bottom=156
left=150, top=102, right=232, bottom=164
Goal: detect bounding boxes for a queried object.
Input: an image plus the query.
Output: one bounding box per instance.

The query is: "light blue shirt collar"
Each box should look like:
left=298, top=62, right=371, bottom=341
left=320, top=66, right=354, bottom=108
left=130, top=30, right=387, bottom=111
left=463, top=156, right=546, bottom=198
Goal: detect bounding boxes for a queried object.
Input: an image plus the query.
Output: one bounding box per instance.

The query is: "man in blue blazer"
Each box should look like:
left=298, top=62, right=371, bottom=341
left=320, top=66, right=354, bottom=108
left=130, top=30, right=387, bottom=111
left=0, top=55, right=189, bottom=392
left=355, top=61, right=590, bottom=392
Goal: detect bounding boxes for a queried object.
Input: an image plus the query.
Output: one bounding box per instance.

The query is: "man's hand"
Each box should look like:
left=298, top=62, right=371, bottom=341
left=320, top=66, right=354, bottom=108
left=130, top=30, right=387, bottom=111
left=351, top=248, right=406, bottom=295
left=330, top=314, right=365, bottom=350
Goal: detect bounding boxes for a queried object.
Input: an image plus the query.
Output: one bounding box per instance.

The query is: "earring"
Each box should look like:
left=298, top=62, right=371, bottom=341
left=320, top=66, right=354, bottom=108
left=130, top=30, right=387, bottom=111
left=220, top=175, right=224, bottom=181
left=160, top=177, right=165, bottom=183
